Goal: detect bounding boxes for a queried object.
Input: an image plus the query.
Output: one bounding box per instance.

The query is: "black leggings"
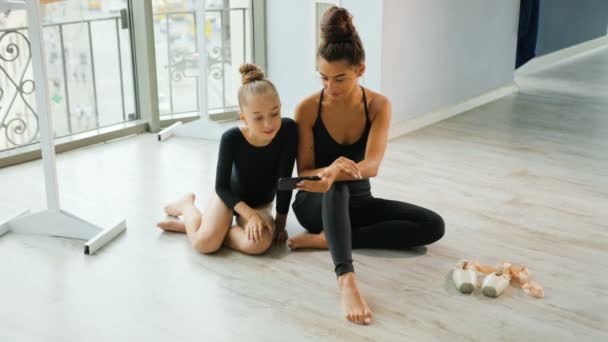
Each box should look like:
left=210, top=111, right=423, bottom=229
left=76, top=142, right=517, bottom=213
left=292, top=182, right=445, bottom=277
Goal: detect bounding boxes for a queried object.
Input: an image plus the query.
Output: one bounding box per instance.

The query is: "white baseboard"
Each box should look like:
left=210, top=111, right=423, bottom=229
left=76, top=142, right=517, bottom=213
left=172, top=117, right=235, bottom=141
left=516, top=36, right=608, bottom=76
left=389, top=82, right=519, bottom=140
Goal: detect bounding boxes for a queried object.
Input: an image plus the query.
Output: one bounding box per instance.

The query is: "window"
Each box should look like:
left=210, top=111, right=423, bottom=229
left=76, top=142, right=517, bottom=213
left=152, top=0, right=257, bottom=119
left=0, top=0, right=137, bottom=154
left=0, top=0, right=267, bottom=165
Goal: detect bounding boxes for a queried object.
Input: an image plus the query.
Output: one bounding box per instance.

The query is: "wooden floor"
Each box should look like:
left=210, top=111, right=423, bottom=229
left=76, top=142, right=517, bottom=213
left=1, top=48, right=607, bottom=341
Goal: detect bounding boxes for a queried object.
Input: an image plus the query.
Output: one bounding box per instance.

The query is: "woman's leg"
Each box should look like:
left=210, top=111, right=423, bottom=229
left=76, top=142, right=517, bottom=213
left=288, top=192, right=328, bottom=249
left=349, top=197, right=445, bottom=249
left=287, top=231, right=328, bottom=250
left=322, top=183, right=373, bottom=325
left=290, top=194, right=444, bottom=251
left=292, top=186, right=373, bottom=325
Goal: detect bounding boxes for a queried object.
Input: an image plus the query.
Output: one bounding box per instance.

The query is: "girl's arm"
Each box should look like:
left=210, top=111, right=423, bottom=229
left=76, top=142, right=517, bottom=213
left=275, top=118, right=298, bottom=216
left=215, top=129, right=256, bottom=219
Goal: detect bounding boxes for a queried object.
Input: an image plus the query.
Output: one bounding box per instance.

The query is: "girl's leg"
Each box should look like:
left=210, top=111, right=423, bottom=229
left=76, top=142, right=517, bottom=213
left=224, top=204, right=275, bottom=255
left=160, top=193, right=275, bottom=255
left=157, top=215, right=187, bottom=233
left=161, top=192, right=233, bottom=254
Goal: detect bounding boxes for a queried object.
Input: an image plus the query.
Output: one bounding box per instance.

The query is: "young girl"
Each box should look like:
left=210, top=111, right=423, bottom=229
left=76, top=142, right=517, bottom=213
left=157, top=63, right=297, bottom=255
left=289, top=7, right=445, bottom=325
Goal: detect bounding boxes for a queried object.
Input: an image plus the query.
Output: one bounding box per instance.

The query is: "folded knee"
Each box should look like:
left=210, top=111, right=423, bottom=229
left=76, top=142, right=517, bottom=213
left=293, top=209, right=322, bottom=234
left=241, top=239, right=272, bottom=255
left=192, top=239, right=221, bottom=254
left=425, top=212, right=445, bottom=244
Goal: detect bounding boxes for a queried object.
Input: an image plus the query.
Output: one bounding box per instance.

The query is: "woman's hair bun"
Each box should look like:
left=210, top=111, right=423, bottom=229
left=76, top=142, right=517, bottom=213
left=320, top=6, right=357, bottom=43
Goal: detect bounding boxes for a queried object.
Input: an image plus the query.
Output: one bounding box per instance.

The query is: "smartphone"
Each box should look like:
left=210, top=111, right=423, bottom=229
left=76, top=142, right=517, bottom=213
left=278, top=176, right=321, bottom=191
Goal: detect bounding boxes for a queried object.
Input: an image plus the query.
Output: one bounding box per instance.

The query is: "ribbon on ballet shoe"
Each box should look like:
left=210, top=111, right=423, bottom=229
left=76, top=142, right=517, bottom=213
left=457, top=260, right=478, bottom=271
left=497, top=262, right=512, bottom=280
left=456, top=260, right=468, bottom=270
left=522, top=281, right=544, bottom=298
left=509, top=266, right=529, bottom=283
left=510, top=266, right=544, bottom=298
left=471, top=261, right=495, bottom=274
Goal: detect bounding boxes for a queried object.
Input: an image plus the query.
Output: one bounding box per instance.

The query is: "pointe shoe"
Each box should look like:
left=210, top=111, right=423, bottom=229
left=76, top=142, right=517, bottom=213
left=452, top=260, right=478, bottom=294
left=481, top=263, right=512, bottom=298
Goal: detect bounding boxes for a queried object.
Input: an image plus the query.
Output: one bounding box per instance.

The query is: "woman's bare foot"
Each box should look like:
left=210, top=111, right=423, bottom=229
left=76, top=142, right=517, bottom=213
left=156, top=217, right=187, bottom=233
left=338, top=272, right=373, bottom=325
left=287, top=231, right=328, bottom=250
left=163, top=192, right=196, bottom=216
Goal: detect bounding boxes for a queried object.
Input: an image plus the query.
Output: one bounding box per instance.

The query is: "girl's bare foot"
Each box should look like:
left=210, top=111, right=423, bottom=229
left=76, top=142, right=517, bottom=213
left=163, top=193, right=196, bottom=216
left=287, top=231, right=328, bottom=250
left=338, top=272, right=373, bottom=325
left=156, top=217, right=187, bottom=233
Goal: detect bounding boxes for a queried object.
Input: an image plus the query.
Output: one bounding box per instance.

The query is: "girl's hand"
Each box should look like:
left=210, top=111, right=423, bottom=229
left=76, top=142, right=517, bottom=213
left=244, top=213, right=269, bottom=243
left=296, top=168, right=336, bottom=193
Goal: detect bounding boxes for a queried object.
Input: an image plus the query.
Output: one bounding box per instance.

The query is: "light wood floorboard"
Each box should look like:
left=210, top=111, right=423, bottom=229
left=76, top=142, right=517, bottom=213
left=1, top=49, right=607, bottom=341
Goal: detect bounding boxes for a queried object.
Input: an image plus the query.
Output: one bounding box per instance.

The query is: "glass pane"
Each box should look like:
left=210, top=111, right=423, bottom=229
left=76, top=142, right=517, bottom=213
left=153, top=0, right=199, bottom=116
left=0, top=0, right=137, bottom=152
left=152, top=0, right=252, bottom=116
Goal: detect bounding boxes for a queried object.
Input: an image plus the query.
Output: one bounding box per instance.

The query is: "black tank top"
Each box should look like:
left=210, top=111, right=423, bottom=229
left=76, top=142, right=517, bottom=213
left=313, top=86, right=372, bottom=194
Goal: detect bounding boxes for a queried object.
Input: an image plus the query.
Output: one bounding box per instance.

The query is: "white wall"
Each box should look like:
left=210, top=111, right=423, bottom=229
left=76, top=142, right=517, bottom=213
left=266, top=0, right=382, bottom=117
left=342, top=0, right=383, bottom=94
left=381, top=0, right=519, bottom=123
left=267, top=0, right=519, bottom=125
left=536, top=0, right=608, bottom=56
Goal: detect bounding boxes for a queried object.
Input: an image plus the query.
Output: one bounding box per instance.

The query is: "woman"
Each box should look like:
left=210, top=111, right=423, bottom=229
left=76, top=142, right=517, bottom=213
left=289, top=7, right=445, bottom=325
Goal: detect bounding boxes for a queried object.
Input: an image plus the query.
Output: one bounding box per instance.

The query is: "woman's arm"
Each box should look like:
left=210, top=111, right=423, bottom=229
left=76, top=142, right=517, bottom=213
left=326, top=96, right=391, bottom=181
left=358, top=95, right=391, bottom=178
left=294, top=99, right=319, bottom=177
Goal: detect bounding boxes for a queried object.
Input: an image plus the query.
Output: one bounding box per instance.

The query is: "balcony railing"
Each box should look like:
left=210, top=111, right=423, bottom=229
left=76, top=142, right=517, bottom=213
left=0, top=15, right=136, bottom=152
